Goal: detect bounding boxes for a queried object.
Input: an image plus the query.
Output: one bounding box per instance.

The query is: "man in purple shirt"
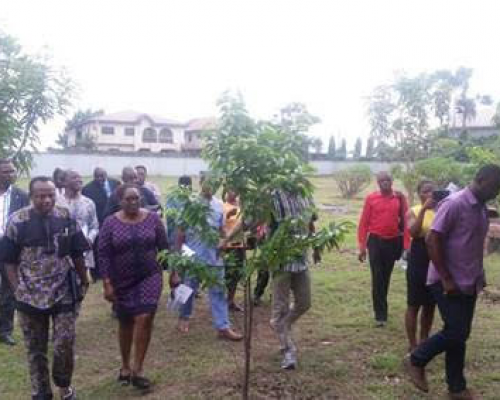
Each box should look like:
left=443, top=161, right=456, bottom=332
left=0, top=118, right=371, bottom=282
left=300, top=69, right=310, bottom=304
left=405, top=164, right=500, bottom=399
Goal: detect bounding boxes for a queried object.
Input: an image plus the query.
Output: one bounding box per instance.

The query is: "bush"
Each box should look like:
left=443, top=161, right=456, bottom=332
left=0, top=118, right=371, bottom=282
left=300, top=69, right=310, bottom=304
left=414, top=157, right=465, bottom=188
left=333, top=165, right=372, bottom=198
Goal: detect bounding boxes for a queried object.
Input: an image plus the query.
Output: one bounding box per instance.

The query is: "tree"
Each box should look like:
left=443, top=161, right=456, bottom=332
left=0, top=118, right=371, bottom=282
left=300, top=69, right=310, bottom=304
left=0, top=31, right=73, bottom=171
left=278, top=102, right=321, bottom=133
left=327, top=136, right=336, bottom=158
left=201, top=91, right=352, bottom=399
left=311, top=137, right=323, bottom=153
left=337, top=138, right=347, bottom=160
left=493, top=102, right=500, bottom=128
left=353, top=137, right=362, bottom=159
left=368, top=71, right=452, bottom=203
left=365, top=136, right=375, bottom=159
left=57, top=108, right=103, bottom=150
left=333, top=165, right=372, bottom=198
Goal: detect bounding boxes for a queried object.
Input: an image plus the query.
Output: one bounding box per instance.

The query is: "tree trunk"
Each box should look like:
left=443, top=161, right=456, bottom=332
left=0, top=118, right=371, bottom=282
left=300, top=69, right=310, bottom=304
left=242, top=277, right=253, bottom=400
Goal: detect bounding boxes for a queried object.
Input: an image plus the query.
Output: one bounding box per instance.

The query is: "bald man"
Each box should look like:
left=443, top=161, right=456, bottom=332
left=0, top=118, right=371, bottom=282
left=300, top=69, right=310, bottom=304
left=358, top=172, right=409, bottom=327
left=103, top=167, right=159, bottom=219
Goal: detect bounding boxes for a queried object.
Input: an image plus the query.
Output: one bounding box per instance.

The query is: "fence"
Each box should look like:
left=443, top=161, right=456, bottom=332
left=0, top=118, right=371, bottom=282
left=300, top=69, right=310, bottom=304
left=31, top=152, right=395, bottom=177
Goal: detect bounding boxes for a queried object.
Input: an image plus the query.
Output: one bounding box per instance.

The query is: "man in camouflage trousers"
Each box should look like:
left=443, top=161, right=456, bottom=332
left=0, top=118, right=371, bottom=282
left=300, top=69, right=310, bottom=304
left=0, top=177, right=89, bottom=400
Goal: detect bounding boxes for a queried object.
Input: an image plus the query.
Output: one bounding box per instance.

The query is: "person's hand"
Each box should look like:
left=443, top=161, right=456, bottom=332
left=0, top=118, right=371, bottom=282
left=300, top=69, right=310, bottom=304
left=358, top=249, right=367, bottom=263
left=422, top=198, right=436, bottom=211
left=442, top=277, right=459, bottom=295
left=218, top=238, right=228, bottom=250
left=103, top=281, right=116, bottom=303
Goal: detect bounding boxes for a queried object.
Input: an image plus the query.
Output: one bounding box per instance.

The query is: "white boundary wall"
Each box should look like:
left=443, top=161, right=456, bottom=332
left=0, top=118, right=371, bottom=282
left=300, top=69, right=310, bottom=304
left=31, top=152, right=395, bottom=177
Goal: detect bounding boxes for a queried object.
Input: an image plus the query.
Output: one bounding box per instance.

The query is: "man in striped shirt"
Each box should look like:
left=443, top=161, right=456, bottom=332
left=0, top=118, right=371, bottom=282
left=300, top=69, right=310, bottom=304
left=270, top=189, right=316, bottom=370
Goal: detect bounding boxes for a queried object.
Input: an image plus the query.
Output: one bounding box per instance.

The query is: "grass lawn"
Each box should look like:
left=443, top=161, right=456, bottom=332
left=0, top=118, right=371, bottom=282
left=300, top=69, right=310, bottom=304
left=1, top=176, right=500, bottom=399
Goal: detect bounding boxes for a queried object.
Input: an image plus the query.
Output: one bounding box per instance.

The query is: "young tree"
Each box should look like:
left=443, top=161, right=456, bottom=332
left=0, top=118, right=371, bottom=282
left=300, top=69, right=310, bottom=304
left=0, top=31, right=74, bottom=171
left=353, top=137, right=362, bottom=159
left=202, top=91, right=351, bottom=399
left=337, top=138, right=347, bottom=160
left=328, top=136, right=336, bottom=159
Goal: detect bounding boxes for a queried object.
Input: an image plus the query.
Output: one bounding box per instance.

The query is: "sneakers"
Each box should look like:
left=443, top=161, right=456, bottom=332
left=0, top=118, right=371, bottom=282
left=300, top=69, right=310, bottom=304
left=281, top=350, right=297, bottom=370
left=217, top=328, right=243, bottom=341
left=403, top=354, right=429, bottom=393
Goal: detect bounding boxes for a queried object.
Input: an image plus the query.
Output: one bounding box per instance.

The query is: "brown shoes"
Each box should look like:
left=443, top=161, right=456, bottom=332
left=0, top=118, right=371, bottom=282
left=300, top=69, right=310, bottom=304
left=218, top=328, right=243, bottom=341
left=448, top=389, right=480, bottom=400
left=403, top=354, right=429, bottom=393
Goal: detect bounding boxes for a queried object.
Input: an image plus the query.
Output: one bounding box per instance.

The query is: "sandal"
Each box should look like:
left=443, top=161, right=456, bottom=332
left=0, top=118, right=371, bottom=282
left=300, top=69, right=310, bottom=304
left=117, top=369, right=131, bottom=385
left=131, top=375, right=152, bottom=390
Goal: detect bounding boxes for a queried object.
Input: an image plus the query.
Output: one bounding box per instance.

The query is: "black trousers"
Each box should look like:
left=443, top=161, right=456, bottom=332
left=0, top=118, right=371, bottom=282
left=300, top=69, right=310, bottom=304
left=0, top=266, right=16, bottom=337
left=254, top=269, right=270, bottom=300
left=411, top=283, right=476, bottom=394
left=367, top=235, right=401, bottom=322
left=225, top=248, right=245, bottom=294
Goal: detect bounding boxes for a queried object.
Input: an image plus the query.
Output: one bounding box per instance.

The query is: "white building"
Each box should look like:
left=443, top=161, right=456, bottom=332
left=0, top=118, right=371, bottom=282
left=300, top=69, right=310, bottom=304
left=66, top=111, right=216, bottom=153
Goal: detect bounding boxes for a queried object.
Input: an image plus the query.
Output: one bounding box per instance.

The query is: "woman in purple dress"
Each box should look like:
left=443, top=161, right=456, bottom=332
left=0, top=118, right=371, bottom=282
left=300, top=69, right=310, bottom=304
left=99, top=184, right=168, bottom=390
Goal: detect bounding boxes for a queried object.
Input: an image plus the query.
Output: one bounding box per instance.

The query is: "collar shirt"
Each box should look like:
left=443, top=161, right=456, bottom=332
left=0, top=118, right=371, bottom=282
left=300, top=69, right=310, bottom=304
left=185, top=196, right=224, bottom=267
left=103, top=180, right=112, bottom=198
left=0, top=206, right=89, bottom=312
left=427, top=187, right=489, bottom=294
left=272, top=190, right=314, bottom=273
left=0, top=185, right=12, bottom=237
left=357, top=191, right=410, bottom=251
left=57, top=194, right=99, bottom=269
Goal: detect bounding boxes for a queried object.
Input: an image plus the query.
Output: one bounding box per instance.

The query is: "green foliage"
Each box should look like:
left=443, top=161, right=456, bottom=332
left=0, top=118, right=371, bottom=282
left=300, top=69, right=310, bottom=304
left=333, top=165, right=372, bottom=198
left=327, top=136, right=336, bottom=158
left=414, top=157, right=465, bottom=187
left=0, top=31, right=74, bottom=171
left=353, top=137, right=362, bottom=159
left=158, top=187, right=220, bottom=287
left=57, top=108, right=103, bottom=150
left=365, top=137, right=375, bottom=159
left=337, top=138, right=347, bottom=160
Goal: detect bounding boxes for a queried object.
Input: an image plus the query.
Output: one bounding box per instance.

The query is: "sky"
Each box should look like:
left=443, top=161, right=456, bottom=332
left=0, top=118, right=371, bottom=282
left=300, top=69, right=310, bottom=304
left=2, top=0, right=500, bottom=151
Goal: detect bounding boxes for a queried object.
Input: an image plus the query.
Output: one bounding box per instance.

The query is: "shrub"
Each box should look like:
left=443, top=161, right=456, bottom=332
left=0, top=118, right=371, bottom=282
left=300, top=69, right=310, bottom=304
left=414, top=157, right=465, bottom=188
left=333, top=165, right=372, bottom=198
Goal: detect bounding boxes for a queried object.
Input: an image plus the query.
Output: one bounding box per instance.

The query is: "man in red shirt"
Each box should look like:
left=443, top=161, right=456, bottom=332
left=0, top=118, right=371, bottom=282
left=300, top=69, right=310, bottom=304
left=358, top=172, right=409, bottom=326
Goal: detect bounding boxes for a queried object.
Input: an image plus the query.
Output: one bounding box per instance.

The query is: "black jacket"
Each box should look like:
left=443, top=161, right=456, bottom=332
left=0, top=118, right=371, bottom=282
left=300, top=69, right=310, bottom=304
left=82, top=179, right=120, bottom=226
left=103, top=185, right=159, bottom=221
left=8, top=186, right=30, bottom=216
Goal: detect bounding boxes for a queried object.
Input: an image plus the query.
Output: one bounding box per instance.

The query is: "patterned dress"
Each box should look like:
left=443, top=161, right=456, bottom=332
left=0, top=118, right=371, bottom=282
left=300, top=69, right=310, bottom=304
left=98, top=212, right=168, bottom=318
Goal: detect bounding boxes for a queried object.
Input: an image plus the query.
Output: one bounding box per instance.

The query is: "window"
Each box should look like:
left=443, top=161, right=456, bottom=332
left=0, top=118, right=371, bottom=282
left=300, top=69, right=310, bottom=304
left=159, top=128, right=173, bottom=143
left=76, top=129, right=83, bottom=140
left=186, top=132, right=193, bottom=143
left=142, top=128, right=157, bottom=143
left=101, top=126, right=115, bottom=135
left=125, top=127, right=135, bottom=136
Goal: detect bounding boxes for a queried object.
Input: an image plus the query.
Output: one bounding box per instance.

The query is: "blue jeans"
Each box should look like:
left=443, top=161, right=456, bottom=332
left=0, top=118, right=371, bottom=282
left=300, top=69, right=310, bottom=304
left=179, top=266, right=230, bottom=330
left=411, top=282, right=477, bottom=393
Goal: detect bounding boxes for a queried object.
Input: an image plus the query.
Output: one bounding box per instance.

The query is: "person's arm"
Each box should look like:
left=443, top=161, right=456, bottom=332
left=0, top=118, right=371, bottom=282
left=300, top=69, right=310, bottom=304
left=409, top=200, right=434, bottom=238
left=87, top=202, right=99, bottom=244
left=425, top=199, right=458, bottom=294
left=357, top=196, right=372, bottom=262
left=69, top=222, right=91, bottom=286
left=154, top=213, right=169, bottom=251
left=426, top=230, right=457, bottom=294
left=4, top=263, right=19, bottom=292
left=97, top=219, right=116, bottom=302
left=400, top=194, right=411, bottom=250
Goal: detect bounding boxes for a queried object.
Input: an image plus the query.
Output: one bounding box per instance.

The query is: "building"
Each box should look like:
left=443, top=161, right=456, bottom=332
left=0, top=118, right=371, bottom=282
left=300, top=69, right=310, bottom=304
left=66, top=111, right=216, bottom=153
left=449, top=105, right=499, bottom=139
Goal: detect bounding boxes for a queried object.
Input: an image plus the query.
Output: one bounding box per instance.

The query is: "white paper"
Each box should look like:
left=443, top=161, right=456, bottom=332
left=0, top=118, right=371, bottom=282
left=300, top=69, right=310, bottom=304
left=174, top=284, right=194, bottom=304
left=181, top=244, right=195, bottom=257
